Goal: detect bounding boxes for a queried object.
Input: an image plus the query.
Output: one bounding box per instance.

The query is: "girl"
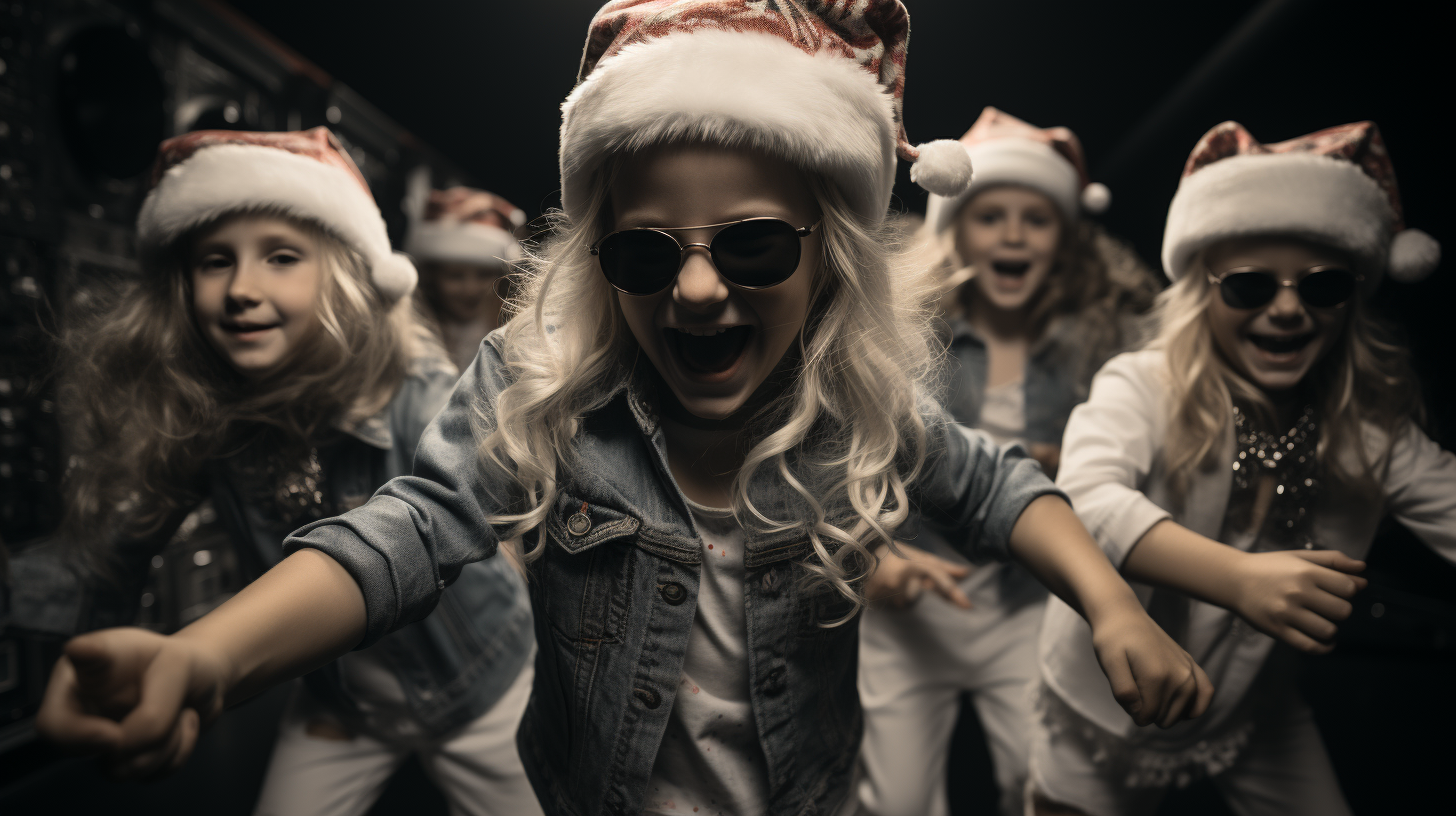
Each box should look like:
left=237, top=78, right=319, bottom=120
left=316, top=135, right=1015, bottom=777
left=38, top=5, right=1211, bottom=816
left=49, top=128, right=540, bottom=816
left=1030, top=120, right=1454, bottom=816
left=406, top=186, right=528, bottom=373
left=857, top=107, right=1159, bottom=816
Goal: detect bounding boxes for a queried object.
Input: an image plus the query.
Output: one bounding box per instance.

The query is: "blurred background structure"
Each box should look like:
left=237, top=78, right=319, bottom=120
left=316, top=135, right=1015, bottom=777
left=1, top=1, right=1450, bottom=813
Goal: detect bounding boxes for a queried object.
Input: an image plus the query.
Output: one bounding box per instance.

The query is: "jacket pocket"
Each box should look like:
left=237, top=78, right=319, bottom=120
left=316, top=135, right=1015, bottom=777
left=536, top=496, right=639, bottom=643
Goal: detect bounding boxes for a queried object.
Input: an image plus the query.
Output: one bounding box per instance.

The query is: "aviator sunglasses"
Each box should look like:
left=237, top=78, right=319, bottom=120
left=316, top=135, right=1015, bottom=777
left=590, top=217, right=821, bottom=296
left=1208, top=265, right=1361, bottom=310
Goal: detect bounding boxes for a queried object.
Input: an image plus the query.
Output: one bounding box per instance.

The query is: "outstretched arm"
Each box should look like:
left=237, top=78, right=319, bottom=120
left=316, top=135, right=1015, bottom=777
left=1010, top=495, right=1215, bottom=729
left=37, top=547, right=364, bottom=778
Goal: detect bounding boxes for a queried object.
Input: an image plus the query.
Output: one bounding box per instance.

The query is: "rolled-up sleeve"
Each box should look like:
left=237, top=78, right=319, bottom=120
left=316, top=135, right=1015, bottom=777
left=285, top=340, right=514, bottom=648
left=916, top=407, right=1066, bottom=562
left=1055, top=351, right=1171, bottom=567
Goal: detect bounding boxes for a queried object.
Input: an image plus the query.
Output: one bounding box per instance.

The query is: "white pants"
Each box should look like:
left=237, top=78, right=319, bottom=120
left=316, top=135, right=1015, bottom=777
left=1028, top=693, right=1353, bottom=816
left=253, top=661, right=543, bottom=816
left=858, top=562, right=1045, bottom=816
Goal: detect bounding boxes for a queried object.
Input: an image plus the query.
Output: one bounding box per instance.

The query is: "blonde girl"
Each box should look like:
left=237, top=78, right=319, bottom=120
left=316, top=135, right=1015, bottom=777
left=857, top=107, right=1158, bottom=816
left=1030, top=121, right=1454, bottom=816
left=38, top=5, right=1211, bottom=816
left=41, top=128, right=539, bottom=816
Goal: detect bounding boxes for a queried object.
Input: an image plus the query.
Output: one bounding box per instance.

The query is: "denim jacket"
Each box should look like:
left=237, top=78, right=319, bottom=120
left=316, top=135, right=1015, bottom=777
left=285, top=334, right=1061, bottom=816
left=14, top=358, right=533, bottom=737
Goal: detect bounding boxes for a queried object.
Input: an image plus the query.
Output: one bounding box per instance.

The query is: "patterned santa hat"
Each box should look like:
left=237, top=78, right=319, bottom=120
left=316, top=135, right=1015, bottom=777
left=406, top=187, right=527, bottom=268
left=558, top=0, right=973, bottom=227
left=137, top=127, right=417, bottom=301
left=922, top=107, right=1109, bottom=236
left=1163, top=120, right=1440, bottom=286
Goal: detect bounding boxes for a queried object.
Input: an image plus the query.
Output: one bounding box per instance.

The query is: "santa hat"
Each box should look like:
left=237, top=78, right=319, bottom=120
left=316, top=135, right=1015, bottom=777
left=1163, top=120, right=1439, bottom=286
left=137, top=127, right=417, bottom=301
left=921, top=108, right=1109, bottom=236
left=558, top=0, right=972, bottom=227
left=405, top=187, right=526, bottom=268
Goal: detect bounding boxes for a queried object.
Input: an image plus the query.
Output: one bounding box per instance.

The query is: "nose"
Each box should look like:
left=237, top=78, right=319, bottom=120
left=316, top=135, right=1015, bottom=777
left=1002, top=214, right=1026, bottom=246
left=225, top=258, right=264, bottom=310
left=1265, top=283, right=1306, bottom=323
left=672, top=247, right=730, bottom=310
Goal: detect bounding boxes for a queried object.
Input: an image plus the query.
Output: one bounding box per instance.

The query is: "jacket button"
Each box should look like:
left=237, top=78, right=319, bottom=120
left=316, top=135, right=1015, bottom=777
left=658, top=582, right=686, bottom=605
left=763, top=667, right=786, bottom=696
left=760, top=571, right=776, bottom=592
left=633, top=686, right=661, bottom=709
left=566, top=512, right=592, bottom=536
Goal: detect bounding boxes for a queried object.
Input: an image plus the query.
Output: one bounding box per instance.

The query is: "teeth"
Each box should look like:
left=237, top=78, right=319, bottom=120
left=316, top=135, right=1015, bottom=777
left=676, top=327, right=731, bottom=337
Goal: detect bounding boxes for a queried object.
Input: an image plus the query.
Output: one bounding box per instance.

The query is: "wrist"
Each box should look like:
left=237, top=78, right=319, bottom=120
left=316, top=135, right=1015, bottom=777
left=173, top=628, right=237, bottom=715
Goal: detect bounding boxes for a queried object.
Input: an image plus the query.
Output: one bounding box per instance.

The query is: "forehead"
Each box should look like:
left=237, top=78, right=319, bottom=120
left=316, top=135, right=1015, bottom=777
left=192, top=212, right=317, bottom=246
left=964, top=184, right=1057, bottom=211
left=1205, top=235, right=1349, bottom=271
left=608, top=142, right=817, bottom=226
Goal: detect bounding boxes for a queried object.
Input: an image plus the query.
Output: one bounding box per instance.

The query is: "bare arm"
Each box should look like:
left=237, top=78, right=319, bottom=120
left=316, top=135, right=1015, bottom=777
left=1010, top=495, right=1214, bottom=728
left=37, top=548, right=364, bottom=778
left=1121, top=519, right=1367, bottom=654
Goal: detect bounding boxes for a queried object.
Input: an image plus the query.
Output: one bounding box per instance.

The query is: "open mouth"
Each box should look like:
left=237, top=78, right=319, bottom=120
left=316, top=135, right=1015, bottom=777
left=1247, top=332, right=1316, bottom=354
left=990, top=260, right=1032, bottom=277
left=222, top=320, right=281, bottom=335
left=666, top=326, right=753, bottom=374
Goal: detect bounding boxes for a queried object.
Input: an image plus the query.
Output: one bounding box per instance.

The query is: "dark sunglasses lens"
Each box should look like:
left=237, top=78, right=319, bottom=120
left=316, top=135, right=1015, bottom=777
left=1218, top=272, right=1278, bottom=309
left=711, top=219, right=802, bottom=288
left=1297, top=269, right=1357, bottom=308
left=598, top=230, right=680, bottom=294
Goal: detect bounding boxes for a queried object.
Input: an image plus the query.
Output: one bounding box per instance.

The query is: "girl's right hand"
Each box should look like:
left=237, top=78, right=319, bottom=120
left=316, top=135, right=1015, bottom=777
left=1089, top=604, right=1215, bottom=729
left=36, top=627, right=229, bottom=779
left=1229, top=549, right=1368, bottom=653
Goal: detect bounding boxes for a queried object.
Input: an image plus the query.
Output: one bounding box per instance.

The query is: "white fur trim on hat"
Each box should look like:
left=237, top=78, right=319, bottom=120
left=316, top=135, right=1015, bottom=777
left=137, top=143, right=414, bottom=301
left=924, top=139, right=1084, bottom=235
left=1162, top=152, right=1395, bottom=283
left=560, top=29, right=897, bottom=225
left=406, top=222, right=522, bottom=268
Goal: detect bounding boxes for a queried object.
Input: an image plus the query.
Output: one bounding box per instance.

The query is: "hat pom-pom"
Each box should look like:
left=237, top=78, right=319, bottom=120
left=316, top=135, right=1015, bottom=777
left=1081, top=182, right=1111, bottom=214
left=373, top=251, right=419, bottom=301
left=1388, top=228, right=1440, bottom=283
left=910, top=140, right=974, bottom=197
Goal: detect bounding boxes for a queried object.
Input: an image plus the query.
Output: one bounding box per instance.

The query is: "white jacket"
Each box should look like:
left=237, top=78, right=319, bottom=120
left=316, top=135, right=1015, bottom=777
left=1040, top=349, right=1456, bottom=754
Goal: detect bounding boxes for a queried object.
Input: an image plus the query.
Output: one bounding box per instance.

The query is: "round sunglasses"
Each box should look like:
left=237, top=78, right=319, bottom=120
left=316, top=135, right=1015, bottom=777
left=589, top=217, right=820, bottom=296
left=1207, top=266, right=1361, bottom=310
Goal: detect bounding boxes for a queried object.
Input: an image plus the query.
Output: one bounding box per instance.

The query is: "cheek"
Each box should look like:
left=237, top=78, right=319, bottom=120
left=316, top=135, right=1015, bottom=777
left=956, top=226, right=996, bottom=264
left=616, top=292, right=660, bottom=347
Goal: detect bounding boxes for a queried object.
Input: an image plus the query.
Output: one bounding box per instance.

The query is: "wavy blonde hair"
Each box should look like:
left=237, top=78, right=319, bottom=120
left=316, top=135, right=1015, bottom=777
left=1152, top=260, right=1423, bottom=501
left=60, top=210, right=436, bottom=561
left=930, top=195, right=1159, bottom=380
left=474, top=149, right=941, bottom=617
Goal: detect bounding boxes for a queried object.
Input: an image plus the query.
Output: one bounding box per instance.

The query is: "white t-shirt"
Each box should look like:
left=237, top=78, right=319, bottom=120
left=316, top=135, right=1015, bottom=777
left=644, top=499, right=769, bottom=816
left=978, top=377, right=1027, bottom=447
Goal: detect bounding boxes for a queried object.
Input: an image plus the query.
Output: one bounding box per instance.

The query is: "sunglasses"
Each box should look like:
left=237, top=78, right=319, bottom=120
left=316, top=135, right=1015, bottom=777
left=589, top=217, right=820, bottom=296
left=1207, top=266, right=1360, bottom=310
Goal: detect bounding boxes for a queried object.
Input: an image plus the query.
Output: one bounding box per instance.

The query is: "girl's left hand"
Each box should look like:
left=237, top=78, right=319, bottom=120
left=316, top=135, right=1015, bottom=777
left=1089, top=606, right=1215, bottom=729
left=866, top=542, right=973, bottom=610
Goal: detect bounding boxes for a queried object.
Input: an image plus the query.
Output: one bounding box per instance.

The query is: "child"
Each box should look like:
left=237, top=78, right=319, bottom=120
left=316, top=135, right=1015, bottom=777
left=406, top=186, right=528, bottom=373
left=1030, top=121, right=1453, bottom=816
left=38, top=5, right=1211, bottom=816
left=49, top=128, right=540, bottom=816
left=857, top=108, right=1159, bottom=816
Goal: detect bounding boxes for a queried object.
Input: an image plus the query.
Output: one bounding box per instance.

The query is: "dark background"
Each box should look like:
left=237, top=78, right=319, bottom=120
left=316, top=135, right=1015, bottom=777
left=1, top=0, right=1452, bottom=814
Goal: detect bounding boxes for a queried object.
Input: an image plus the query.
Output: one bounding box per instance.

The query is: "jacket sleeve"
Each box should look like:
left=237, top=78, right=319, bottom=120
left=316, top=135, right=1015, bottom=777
left=915, top=403, right=1065, bottom=562
left=1383, top=422, right=1456, bottom=564
left=284, top=338, right=515, bottom=648
left=1054, top=351, right=1173, bottom=567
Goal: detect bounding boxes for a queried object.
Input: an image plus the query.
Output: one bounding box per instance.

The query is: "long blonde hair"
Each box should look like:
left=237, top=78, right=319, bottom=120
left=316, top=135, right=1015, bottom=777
left=931, top=193, right=1159, bottom=380
left=475, top=150, right=941, bottom=615
left=1152, top=264, right=1422, bottom=501
left=60, top=210, right=433, bottom=556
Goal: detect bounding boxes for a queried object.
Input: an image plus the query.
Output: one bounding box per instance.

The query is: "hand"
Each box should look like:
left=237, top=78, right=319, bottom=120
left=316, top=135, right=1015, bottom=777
left=1229, top=549, right=1368, bottom=654
left=1089, top=606, right=1215, bottom=729
left=865, top=542, right=973, bottom=610
left=36, top=627, right=230, bottom=780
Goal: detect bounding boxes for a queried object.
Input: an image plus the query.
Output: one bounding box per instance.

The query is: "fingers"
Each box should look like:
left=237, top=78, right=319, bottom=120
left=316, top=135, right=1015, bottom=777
left=1303, top=590, right=1355, bottom=623
left=1273, top=618, right=1335, bottom=654
left=914, top=562, right=972, bottom=609
left=36, top=656, right=125, bottom=752
left=1310, top=568, right=1367, bottom=600
left=1189, top=661, right=1215, bottom=720
left=1293, top=549, right=1366, bottom=575
left=115, top=642, right=195, bottom=756
left=1100, top=650, right=1145, bottom=726
left=107, top=708, right=200, bottom=782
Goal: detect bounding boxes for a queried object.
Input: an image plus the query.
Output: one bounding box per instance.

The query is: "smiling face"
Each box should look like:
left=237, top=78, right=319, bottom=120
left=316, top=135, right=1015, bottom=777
left=1204, top=236, right=1352, bottom=394
left=423, top=260, right=506, bottom=327
left=609, top=143, right=822, bottom=420
left=190, top=214, right=324, bottom=376
left=954, top=185, right=1063, bottom=314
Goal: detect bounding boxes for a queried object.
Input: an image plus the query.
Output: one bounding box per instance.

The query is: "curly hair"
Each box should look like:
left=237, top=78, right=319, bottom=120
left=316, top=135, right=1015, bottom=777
left=59, top=210, right=435, bottom=566
left=473, top=149, right=942, bottom=620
